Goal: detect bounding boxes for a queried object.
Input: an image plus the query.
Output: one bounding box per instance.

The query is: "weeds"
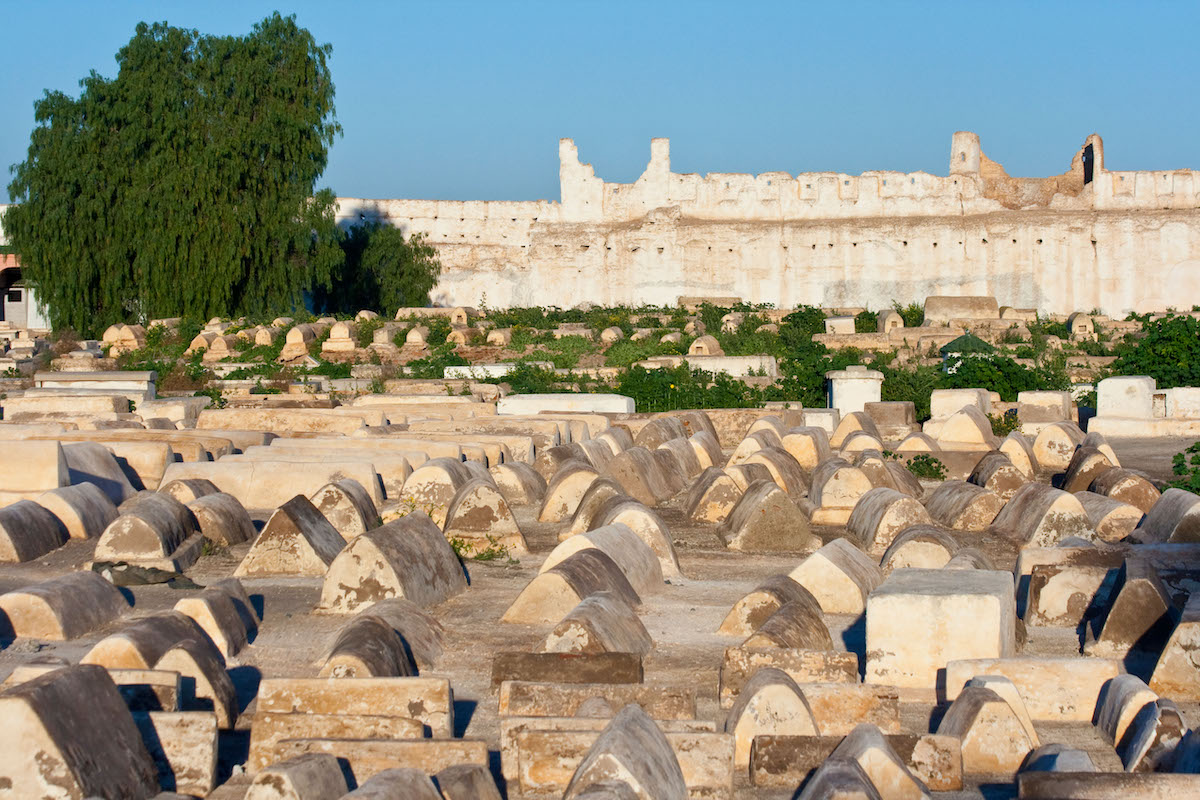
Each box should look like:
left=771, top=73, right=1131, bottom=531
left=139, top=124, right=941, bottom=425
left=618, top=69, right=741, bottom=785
left=907, top=454, right=947, bottom=480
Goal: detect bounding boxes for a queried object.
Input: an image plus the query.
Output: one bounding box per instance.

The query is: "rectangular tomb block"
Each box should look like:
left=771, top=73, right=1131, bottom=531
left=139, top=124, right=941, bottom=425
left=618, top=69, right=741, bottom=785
left=254, top=677, right=452, bottom=737
left=1018, top=772, right=1200, bottom=799
left=792, top=683, right=901, bottom=736
left=511, top=729, right=733, bottom=799
left=865, top=568, right=1015, bottom=688
left=490, top=651, right=643, bottom=690
left=133, top=711, right=218, bottom=797
left=497, top=393, right=635, bottom=415
left=498, top=716, right=717, bottom=784
left=719, top=648, right=858, bottom=707
left=497, top=681, right=696, bottom=720
left=1096, top=376, right=1157, bottom=419
left=1025, top=564, right=1120, bottom=627
left=749, top=734, right=962, bottom=792
left=943, top=657, right=1122, bottom=721
left=270, top=738, right=488, bottom=785
left=247, top=712, right=427, bottom=772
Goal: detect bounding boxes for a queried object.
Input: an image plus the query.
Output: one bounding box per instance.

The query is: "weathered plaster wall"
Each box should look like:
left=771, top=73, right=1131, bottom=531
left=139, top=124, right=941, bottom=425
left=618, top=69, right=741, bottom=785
left=336, top=133, right=1200, bottom=315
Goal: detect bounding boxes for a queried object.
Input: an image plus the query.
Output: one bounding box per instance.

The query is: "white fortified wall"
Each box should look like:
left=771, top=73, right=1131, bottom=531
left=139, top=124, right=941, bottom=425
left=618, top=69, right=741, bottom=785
left=335, top=132, right=1200, bottom=315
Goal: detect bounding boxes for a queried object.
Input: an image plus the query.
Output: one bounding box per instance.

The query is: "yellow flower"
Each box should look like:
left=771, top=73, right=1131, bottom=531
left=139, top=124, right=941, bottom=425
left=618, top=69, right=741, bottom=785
left=669, top=384, right=675, bottom=389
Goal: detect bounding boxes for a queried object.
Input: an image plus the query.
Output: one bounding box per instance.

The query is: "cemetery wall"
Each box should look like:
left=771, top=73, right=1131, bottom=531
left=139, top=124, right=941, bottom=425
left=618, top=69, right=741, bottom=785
left=345, top=133, right=1194, bottom=315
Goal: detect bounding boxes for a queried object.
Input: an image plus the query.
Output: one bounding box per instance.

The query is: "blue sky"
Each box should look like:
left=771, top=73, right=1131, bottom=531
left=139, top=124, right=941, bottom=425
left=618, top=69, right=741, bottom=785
left=2, top=1, right=1196, bottom=202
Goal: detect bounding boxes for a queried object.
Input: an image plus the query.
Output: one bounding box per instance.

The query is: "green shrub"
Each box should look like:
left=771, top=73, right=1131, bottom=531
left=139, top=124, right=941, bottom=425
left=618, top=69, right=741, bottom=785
left=1111, top=315, right=1200, bottom=389
left=617, top=364, right=763, bottom=412
left=539, top=335, right=597, bottom=369
left=892, top=301, right=924, bottom=328
left=779, top=306, right=827, bottom=342
left=989, top=408, right=1021, bottom=437
left=302, top=360, right=353, bottom=380
left=405, top=343, right=468, bottom=379
left=424, top=316, right=452, bottom=347
left=356, top=317, right=384, bottom=348
left=879, top=363, right=940, bottom=421
left=1029, top=318, right=1071, bottom=341
left=1169, top=441, right=1200, bottom=493
left=854, top=310, right=878, bottom=333
left=718, top=315, right=785, bottom=358
left=604, top=338, right=682, bottom=368
left=193, top=386, right=226, bottom=409
left=494, top=362, right=564, bottom=394
left=906, top=454, right=947, bottom=481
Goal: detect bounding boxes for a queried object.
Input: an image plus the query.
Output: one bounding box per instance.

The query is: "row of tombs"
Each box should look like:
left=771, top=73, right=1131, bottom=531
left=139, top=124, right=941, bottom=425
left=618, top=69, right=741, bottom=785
left=0, top=381, right=1197, bottom=798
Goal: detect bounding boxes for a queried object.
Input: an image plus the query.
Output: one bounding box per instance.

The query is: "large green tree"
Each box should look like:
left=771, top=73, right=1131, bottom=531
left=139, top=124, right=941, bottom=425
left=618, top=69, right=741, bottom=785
left=3, top=13, right=342, bottom=336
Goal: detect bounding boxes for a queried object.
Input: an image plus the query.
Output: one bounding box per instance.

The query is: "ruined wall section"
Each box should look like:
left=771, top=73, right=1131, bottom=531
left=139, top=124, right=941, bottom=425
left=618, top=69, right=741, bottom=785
left=339, top=132, right=1200, bottom=315
left=335, top=197, right=557, bottom=249
left=561, top=137, right=1010, bottom=223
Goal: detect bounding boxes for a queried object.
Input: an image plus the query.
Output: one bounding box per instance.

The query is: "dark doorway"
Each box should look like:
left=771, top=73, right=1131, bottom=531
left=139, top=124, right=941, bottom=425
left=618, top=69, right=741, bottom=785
left=1082, top=143, right=1095, bottom=184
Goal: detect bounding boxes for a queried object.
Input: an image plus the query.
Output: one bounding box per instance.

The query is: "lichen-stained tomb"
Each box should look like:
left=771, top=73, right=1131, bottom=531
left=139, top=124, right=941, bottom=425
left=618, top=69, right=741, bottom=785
left=2, top=307, right=1200, bottom=798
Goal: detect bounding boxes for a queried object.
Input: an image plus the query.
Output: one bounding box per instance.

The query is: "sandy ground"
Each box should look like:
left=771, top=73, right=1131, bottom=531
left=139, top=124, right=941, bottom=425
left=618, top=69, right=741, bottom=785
left=0, top=435, right=1194, bottom=798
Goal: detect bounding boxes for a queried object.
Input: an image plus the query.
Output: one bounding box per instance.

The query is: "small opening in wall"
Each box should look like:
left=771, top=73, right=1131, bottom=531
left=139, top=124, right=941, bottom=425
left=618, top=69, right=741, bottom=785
left=657, top=247, right=664, bottom=254
left=982, top=238, right=988, bottom=244
left=843, top=180, right=850, bottom=186
left=581, top=245, right=589, bottom=251
left=882, top=180, right=887, bottom=186
left=632, top=246, right=640, bottom=252
left=607, top=246, right=611, bottom=251
left=1012, top=239, right=1017, bottom=244
left=766, top=180, right=771, bottom=186
left=902, top=241, right=907, bottom=246
left=812, top=244, right=817, bottom=249
left=554, top=244, right=561, bottom=248
left=511, top=218, right=516, bottom=222
left=460, top=218, right=464, bottom=222
left=1037, top=239, right=1043, bottom=244
left=725, top=182, right=730, bottom=188
left=911, top=177, right=915, bottom=184
left=728, top=248, right=733, bottom=252
left=828, top=243, right=833, bottom=248
left=932, top=242, right=938, bottom=247
left=806, top=183, right=812, bottom=189
left=852, top=242, right=857, bottom=247
left=961, top=152, right=967, bottom=162
left=708, top=247, right=712, bottom=251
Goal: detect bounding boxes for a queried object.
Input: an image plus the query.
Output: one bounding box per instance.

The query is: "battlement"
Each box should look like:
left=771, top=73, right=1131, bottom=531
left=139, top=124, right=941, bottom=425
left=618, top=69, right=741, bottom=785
left=555, top=131, right=1198, bottom=222
left=335, top=133, right=1200, bottom=315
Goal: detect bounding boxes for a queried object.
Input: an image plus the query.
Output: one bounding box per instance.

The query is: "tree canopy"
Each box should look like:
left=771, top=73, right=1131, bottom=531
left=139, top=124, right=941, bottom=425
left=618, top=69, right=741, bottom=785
left=312, top=222, right=441, bottom=318
left=1111, top=314, right=1200, bottom=388
left=3, top=13, right=343, bottom=336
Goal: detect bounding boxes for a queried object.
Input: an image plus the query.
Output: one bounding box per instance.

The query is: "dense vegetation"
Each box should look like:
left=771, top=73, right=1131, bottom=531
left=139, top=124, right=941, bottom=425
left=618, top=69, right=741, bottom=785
left=3, top=14, right=441, bottom=337
left=85, top=299, right=1197, bottom=421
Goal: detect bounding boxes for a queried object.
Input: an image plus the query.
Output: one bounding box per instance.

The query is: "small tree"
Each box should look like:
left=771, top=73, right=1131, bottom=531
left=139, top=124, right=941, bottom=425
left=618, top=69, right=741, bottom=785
left=313, top=223, right=440, bottom=316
